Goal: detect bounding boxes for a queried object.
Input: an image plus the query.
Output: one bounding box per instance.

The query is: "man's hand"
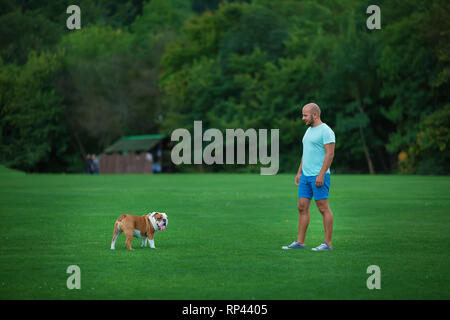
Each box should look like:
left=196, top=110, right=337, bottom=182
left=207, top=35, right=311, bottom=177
left=295, top=173, right=301, bottom=186
left=315, top=173, right=325, bottom=187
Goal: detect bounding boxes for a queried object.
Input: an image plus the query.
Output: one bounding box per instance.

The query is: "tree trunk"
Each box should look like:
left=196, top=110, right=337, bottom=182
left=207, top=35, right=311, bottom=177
left=359, top=124, right=375, bottom=174
left=355, top=85, right=375, bottom=175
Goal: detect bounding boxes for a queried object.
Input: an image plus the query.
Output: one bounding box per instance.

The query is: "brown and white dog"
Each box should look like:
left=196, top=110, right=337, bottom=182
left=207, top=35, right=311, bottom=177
left=110, top=212, right=168, bottom=250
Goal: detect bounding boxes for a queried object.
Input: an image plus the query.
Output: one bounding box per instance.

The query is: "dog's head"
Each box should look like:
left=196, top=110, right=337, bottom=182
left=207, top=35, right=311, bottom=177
left=150, top=212, right=168, bottom=231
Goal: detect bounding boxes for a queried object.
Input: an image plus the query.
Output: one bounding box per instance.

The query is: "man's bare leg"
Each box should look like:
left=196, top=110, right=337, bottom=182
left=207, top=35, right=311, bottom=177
left=296, top=197, right=311, bottom=245
left=315, top=198, right=333, bottom=247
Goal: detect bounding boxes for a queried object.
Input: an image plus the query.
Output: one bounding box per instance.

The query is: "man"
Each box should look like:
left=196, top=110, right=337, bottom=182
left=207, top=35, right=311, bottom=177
left=91, top=154, right=99, bottom=174
left=282, top=103, right=335, bottom=251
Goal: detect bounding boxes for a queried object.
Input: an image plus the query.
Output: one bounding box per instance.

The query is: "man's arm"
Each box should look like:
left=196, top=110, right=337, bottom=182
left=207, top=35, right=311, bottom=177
left=298, top=156, right=303, bottom=175
left=295, top=156, right=303, bottom=185
left=315, top=143, right=335, bottom=187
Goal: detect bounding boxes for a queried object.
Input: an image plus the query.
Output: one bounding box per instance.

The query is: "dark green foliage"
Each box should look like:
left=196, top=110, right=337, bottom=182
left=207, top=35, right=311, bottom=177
left=0, top=10, right=60, bottom=65
left=0, top=51, right=77, bottom=172
left=0, top=0, right=448, bottom=174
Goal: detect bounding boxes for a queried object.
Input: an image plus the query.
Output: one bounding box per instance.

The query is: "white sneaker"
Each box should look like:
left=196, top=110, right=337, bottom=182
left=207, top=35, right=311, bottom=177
left=282, top=241, right=306, bottom=250
left=311, top=242, right=333, bottom=251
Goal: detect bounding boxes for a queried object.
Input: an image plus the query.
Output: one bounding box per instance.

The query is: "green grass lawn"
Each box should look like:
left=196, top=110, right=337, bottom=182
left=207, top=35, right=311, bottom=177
left=0, top=165, right=449, bottom=300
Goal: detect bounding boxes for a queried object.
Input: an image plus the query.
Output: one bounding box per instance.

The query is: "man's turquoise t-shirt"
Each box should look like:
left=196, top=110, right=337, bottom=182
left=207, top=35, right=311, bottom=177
left=302, top=123, right=335, bottom=176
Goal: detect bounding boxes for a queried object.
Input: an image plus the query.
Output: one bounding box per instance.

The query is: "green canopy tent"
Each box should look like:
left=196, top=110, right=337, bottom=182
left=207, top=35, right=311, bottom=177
left=100, top=134, right=166, bottom=174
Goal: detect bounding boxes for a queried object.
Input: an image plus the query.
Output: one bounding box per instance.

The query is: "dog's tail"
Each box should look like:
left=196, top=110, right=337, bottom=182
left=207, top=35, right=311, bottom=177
left=112, top=214, right=127, bottom=239
left=117, top=214, right=127, bottom=222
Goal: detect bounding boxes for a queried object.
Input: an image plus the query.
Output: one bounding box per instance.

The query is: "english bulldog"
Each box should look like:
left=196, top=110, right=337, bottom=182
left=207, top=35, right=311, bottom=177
left=110, top=212, right=168, bottom=250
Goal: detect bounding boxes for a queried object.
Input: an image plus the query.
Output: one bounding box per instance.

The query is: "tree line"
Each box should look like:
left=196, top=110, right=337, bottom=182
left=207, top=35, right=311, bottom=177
left=0, top=0, right=448, bottom=174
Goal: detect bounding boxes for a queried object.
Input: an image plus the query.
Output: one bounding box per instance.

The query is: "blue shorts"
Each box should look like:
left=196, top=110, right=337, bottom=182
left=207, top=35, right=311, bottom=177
left=298, top=173, right=331, bottom=200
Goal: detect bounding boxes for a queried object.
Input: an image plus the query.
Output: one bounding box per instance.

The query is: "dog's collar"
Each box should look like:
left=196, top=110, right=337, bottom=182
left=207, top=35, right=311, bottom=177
left=148, top=212, right=159, bottom=232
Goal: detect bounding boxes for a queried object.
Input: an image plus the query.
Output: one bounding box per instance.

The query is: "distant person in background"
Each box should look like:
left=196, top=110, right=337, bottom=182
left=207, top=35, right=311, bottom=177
left=146, top=152, right=156, bottom=173
left=146, top=151, right=161, bottom=173
left=153, top=162, right=161, bottom=173
left=92, top=154, right=99, bottom=174
left=84, top=154, right=92, bottom=174
left=155, top=149, right=162, bottom=173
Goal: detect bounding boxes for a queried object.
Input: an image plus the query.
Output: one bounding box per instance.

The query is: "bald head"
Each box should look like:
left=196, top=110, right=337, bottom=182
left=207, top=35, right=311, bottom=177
left=301, top=103, right=322, bottom=127
left=302, top=103, right=321, bottom=117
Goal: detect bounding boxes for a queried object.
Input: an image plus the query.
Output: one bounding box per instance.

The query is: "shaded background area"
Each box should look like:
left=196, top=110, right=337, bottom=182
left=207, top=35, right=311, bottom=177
left=0, top=0, right=448, bottom=174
